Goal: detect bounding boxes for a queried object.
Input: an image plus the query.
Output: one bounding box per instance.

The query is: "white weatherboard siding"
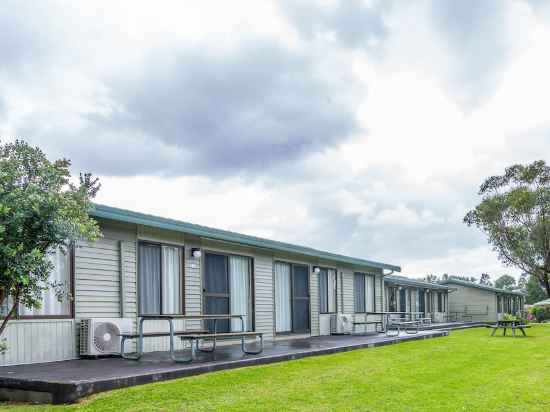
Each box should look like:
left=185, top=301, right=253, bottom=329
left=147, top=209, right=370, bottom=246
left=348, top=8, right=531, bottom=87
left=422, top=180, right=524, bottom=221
left=0, top=319, right=76, bottom=366
left=342, top=271, right=354, bottom=314
left=310, top=270, right=320, bottom=336
left=75, top=238, right=125, bottom=319
left=254, top=254, right=275, bottom=341
left=184, top=244, right=202, bottom=331
left=448, top=284, right=498, bottom=322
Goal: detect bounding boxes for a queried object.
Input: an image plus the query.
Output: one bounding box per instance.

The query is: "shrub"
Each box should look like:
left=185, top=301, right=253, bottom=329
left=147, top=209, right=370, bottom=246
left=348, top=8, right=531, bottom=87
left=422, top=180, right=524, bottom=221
left=529, top=306, right=550, bottom=322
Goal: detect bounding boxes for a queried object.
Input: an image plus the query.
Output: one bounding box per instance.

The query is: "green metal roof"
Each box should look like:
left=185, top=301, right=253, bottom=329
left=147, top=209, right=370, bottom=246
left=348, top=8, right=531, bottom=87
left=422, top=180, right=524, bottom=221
left=90, top=204, right=401, bottom=272
left=440, top=278, right=526, bottom=296
left=533, top=298, right=550, bottom=306
left=384, top=275, right=449, bottom=290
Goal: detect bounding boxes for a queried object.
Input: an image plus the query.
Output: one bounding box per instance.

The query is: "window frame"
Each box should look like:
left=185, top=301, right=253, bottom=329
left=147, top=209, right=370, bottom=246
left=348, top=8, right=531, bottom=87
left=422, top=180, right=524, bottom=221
left=1, top=246, right=76, bottom=320
left=201, top=249, right=256, bottom=332
left=353, top=272, right=376, bottom=314
left=318, top=266, right=338, bottom=314
left=137, top=240, right=186, bottom=316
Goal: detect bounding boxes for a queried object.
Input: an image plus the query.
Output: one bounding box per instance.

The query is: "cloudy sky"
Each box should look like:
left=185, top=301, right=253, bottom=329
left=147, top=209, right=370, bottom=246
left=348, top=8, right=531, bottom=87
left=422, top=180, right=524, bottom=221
left=2, top=0, right=550, bottom=280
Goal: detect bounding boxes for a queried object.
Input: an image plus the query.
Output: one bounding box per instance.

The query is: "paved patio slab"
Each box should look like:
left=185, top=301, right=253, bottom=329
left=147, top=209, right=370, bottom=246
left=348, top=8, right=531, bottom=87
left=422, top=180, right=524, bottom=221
left=0, top=330, right=449, bottom=404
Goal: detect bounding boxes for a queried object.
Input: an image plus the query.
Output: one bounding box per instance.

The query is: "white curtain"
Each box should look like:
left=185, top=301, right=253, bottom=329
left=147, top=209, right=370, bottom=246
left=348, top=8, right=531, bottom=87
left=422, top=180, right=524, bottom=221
left=365, top=275, right=375, bottom=312
left=274, top=262, right=292, bottom=332
left=230, top=255, right=251, bottom=331
left=327, top=269, right=337, bottom=313
left=161, top=246, right=181, bottom=314
left=20, top=248, right=71, bottom=316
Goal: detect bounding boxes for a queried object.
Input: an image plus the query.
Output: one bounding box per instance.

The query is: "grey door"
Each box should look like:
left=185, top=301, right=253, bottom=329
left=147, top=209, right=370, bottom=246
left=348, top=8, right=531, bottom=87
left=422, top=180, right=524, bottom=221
left=203, top=253, right=230, bottom=332
left=292, top=265, right=310, bottom=333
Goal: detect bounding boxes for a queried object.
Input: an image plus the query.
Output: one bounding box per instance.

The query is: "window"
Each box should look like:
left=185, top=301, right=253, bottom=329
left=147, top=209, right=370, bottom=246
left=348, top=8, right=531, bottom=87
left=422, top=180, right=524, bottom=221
left=203, top=252, right=253, bottom=332
left=0, top=247, right=72, bottom=318
left=319, top=268, right=337, bottom=313
left=354, top=273, right=375, bottom=313
left=437, top=293, right=443, bottom=312
left=138, top=242, right=183, bottom=315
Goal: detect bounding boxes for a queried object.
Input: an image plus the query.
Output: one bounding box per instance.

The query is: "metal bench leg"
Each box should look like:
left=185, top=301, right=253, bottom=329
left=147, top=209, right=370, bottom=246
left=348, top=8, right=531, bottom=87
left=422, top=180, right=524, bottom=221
left=120, top=336, right=142, bottom=361
left=503, top=327, right=507, bottom=336
left=242, top=335, right=263, bottom=355
left=491, top=327, right=497, bottom=337
left=171, top=338, right=194, bottom=364
left=386, top=326, right=399, bottom=337
left=159, top=318, right=192, bottom=363
left=197, top=337, right=217, bottom=353
left=512, top=327, right=516, bottom=338
left=520, top=328, right=526, bottom=337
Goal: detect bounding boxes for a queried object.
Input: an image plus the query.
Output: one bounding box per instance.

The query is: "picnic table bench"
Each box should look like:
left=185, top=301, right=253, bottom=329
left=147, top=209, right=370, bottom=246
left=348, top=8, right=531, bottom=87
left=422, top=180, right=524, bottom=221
left=352, top=320, right=384, bottom=334
left=120, top=314, right=263, bottom=363
left=488, top=320, right=531, bottom=337
left=385, top=320, right=420, bottom=336
left=180, top=331, right=263, bottom=356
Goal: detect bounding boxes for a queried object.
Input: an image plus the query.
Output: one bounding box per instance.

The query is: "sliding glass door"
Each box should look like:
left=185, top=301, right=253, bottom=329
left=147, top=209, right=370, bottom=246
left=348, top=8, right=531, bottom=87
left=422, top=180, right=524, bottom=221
left=274, top=262, right=292, bottom=333
left=292, top=265, right=310, bottom=333
left=203, top=252, right=252, bottom=332
left=274, top=262, right=310, bottom=334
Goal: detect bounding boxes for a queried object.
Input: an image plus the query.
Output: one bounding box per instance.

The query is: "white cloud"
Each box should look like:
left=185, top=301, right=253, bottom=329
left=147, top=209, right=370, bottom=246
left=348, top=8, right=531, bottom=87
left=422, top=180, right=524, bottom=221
left=2, top=0, right=549, bottom=281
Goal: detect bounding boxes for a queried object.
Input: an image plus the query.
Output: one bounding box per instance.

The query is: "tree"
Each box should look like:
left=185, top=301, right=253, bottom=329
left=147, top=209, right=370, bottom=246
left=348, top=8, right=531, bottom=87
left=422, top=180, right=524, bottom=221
left=518, top=273, right=528, bottom=291
left=479, top=273, right=493, bottom=286
left=0, top=140, right=101, bottom=344
left=494, top=274, right=516, bottom=291
left=449, top=275, right=476, bottom=283
left=464, top=160, right=550, bottom=297
left=423, top=274, right=439, bottom=283
left=525, top=274, right=547, bottom=304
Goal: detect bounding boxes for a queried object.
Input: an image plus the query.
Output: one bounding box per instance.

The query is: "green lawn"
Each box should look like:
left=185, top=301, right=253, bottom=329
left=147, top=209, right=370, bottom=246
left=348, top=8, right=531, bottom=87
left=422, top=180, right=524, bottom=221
left=2, top=325, right=550, bottom=411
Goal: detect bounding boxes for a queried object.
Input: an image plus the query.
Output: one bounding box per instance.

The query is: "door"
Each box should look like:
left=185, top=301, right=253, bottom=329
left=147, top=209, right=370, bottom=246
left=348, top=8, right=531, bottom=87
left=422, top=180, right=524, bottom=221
left=203, top=253, right=230, bottom=332
left=419, top=290, right=425, bottom=315
left=292, top=265, right=310, bottom=333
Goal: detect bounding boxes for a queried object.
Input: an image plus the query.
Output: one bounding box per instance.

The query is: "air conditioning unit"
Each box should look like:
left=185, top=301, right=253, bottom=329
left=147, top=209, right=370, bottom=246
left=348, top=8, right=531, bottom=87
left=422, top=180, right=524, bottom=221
left=331, top=313, right=353, bottom=335
left=80, top=318, right=133, bottom=356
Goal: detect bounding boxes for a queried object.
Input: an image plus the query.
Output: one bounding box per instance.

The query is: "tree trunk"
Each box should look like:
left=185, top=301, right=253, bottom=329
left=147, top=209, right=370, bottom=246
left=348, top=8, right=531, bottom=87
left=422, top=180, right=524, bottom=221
left=543, top=273, right=550, bottom=298
left=0, top=298, right=18, bottom=338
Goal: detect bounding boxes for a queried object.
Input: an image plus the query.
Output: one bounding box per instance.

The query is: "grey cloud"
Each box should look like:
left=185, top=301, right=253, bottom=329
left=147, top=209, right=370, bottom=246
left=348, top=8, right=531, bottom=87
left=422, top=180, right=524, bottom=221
left=281, top=0, right=390, bottom=52
left=29, top=39, right=359, bottom=177
left=1, top=0, right=359, bottom=177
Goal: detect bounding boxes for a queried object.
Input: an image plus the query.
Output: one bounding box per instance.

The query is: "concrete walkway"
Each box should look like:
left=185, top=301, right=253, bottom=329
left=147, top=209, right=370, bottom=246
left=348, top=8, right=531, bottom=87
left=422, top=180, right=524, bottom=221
left=0, top=329, right=449, bottom=404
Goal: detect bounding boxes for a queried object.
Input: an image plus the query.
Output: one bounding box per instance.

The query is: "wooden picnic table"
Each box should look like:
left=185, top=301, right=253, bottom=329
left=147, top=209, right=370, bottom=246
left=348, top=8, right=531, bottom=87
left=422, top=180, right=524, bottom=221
left=489, top=320, right=531, bottom=337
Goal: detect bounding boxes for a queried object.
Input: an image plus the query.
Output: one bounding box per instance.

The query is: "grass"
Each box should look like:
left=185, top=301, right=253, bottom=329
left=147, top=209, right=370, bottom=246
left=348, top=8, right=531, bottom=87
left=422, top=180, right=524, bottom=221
left=2, top=325, right=550, bottom=411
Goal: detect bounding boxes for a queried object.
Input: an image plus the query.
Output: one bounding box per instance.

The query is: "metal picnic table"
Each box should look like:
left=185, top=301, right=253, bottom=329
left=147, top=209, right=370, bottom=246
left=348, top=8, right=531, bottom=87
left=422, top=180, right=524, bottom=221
left=123, top=314, right=253, bottom=362
left=364, top=312, right=425, bottom=336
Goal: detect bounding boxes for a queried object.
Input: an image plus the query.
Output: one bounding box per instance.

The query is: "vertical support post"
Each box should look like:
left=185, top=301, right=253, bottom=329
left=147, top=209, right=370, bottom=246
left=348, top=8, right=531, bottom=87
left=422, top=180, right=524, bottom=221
left=119, top=241, right=126, bottom=318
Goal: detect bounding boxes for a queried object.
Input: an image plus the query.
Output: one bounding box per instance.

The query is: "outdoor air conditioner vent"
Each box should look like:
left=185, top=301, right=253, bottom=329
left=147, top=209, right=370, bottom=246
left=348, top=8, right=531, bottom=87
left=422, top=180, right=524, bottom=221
left=80, top=318, right=133, bottom=356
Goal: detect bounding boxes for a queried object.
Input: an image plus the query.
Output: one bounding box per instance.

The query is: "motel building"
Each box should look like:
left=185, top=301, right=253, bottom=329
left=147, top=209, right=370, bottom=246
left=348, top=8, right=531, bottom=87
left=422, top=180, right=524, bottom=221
left=0, top=204, right=400, bottom=367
